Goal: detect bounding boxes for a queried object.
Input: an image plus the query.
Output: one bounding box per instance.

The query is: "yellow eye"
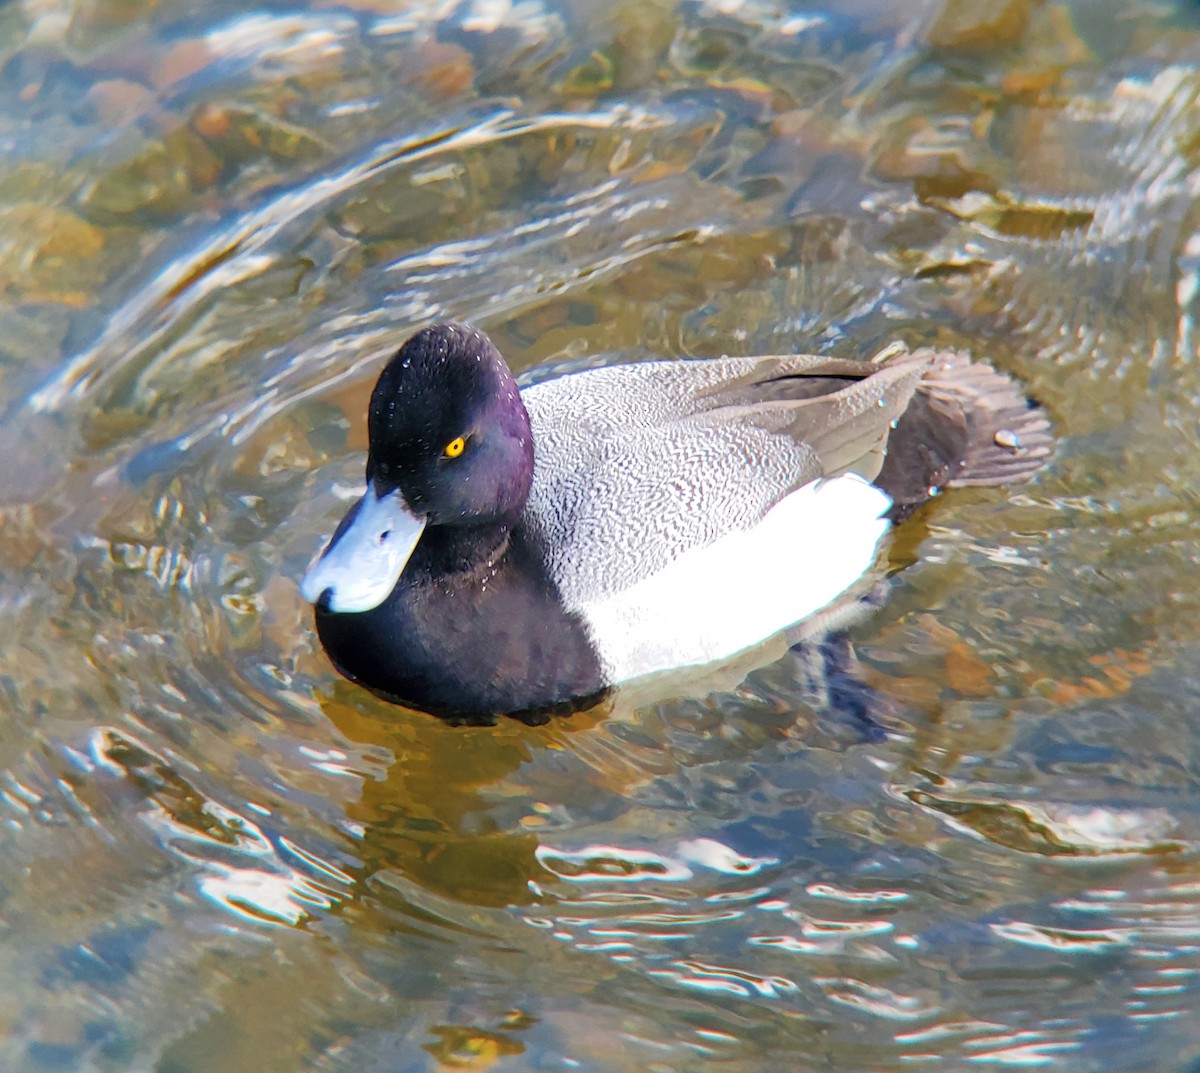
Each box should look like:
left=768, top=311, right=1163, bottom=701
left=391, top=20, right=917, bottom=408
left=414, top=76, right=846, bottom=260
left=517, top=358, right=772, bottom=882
left=442, top=436, right=467, bottom=459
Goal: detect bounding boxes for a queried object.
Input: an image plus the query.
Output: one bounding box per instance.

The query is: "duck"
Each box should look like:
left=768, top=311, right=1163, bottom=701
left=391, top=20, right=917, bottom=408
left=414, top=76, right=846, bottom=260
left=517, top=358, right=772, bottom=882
left=300, top=323, right=1051, bottom=725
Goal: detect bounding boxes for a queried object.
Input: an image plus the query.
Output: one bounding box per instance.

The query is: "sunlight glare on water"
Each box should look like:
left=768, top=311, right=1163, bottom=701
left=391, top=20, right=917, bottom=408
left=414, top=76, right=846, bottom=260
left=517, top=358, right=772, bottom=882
left=0, top=0, right=1199, bottom=1070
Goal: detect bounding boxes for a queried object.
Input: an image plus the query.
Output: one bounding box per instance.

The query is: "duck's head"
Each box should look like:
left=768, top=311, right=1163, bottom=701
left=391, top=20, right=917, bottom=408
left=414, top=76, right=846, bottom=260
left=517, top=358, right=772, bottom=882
left=300, top=323, right=533, bottom=612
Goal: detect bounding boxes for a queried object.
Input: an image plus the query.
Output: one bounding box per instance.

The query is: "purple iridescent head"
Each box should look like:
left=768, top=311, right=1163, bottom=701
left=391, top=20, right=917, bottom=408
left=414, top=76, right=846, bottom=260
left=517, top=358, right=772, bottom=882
left=367, top=323, right=534, bottom=527
left=300, top=323, right=534, bottom=613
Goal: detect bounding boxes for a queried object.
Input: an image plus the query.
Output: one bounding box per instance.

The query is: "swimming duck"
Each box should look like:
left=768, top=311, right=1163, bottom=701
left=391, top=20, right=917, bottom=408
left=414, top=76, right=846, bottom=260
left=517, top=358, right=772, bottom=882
left=301, top=323, right=1051, bottom=725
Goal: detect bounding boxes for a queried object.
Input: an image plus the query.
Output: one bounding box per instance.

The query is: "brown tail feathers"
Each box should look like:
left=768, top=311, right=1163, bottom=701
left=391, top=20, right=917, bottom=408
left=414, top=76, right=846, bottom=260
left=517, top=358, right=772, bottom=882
left=875, top=350, right=1053, bottom=522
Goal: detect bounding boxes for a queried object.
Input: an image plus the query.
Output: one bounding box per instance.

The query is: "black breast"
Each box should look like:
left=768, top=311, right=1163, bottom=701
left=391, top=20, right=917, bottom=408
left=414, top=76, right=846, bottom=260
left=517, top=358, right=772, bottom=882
left=313, top=529, right=608, bottom=725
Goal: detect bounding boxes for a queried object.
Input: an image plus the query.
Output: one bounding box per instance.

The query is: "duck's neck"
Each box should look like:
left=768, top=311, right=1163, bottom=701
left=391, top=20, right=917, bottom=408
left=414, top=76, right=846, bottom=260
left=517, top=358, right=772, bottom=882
left=408, top=522, right=512, bottom=582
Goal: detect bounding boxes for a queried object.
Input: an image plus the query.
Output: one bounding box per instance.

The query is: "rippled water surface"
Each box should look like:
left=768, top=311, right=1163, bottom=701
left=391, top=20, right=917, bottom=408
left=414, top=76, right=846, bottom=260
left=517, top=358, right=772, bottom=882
left=2, top=1, right=1200, bottom=1070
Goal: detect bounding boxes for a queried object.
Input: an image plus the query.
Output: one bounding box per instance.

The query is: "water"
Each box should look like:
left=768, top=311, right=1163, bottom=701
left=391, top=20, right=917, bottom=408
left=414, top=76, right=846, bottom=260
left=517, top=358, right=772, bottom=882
left=1, top=1, right=1199, bottom=1070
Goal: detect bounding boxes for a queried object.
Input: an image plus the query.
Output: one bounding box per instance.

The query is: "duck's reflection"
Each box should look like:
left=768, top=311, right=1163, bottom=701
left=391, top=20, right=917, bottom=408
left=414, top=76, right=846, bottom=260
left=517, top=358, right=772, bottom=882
left=321, top=680, right=612, bottom=908
left=317, top=621, right=898, bottom=913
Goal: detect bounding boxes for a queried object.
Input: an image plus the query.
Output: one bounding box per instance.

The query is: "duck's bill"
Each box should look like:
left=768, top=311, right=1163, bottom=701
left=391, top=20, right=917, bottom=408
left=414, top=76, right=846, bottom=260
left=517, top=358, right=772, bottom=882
left=300, top=482, right=426, bottom=613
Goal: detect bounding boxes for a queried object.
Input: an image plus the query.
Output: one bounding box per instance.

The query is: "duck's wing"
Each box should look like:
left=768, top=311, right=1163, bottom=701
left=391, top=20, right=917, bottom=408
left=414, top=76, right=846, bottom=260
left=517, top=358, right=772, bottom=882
left=522, top=349, right=923, bottom=446
left=521, top=348, right=928, bottom=610
left=520, top=346, right=1051, bottom=683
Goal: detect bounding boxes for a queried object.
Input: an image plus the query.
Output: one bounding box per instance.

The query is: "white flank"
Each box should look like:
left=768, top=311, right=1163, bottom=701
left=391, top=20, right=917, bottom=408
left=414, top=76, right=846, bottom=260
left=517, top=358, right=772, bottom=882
left=576, top=474, right=891, bottom=684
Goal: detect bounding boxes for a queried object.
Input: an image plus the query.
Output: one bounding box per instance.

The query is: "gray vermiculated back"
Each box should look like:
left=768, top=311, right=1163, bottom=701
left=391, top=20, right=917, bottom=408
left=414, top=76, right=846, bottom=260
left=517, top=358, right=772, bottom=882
left=520, top=352, right=927, bottom=609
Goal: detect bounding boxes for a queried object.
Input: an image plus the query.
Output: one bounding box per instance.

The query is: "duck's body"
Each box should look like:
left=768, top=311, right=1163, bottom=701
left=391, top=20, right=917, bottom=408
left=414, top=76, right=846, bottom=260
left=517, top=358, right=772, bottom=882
left=313, top=525, right=609, bottom=719
left=302, top=324, right=1051, bottom=724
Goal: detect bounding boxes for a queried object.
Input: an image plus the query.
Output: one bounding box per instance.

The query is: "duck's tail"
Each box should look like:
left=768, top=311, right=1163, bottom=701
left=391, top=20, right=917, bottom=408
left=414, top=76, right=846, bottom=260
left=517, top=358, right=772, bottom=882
left=875, top=350, right=1054, bottom=522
